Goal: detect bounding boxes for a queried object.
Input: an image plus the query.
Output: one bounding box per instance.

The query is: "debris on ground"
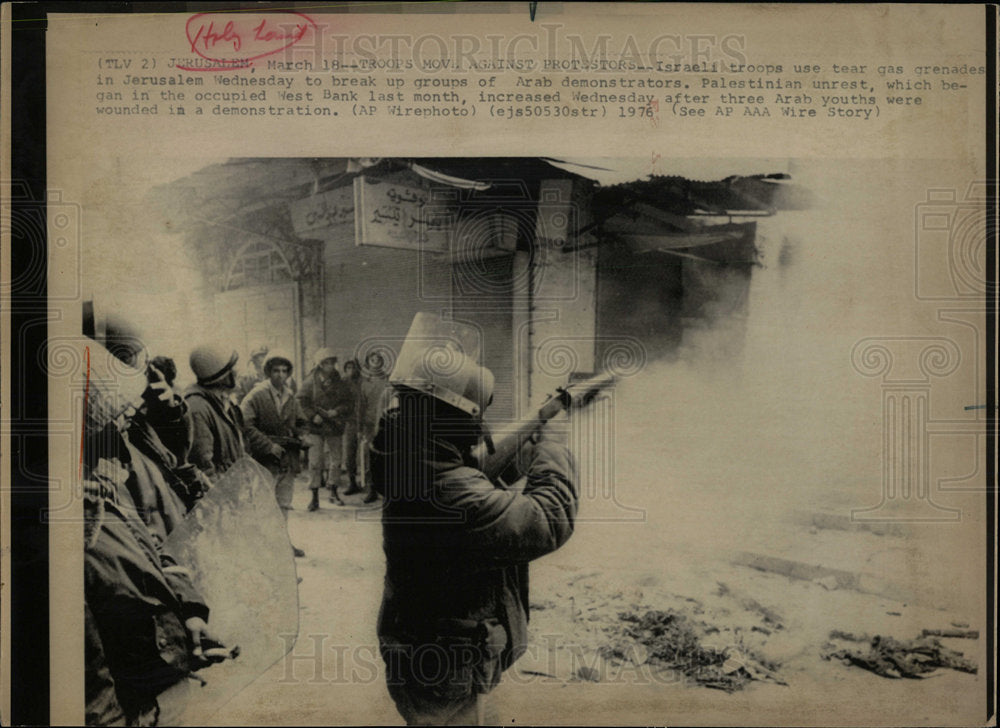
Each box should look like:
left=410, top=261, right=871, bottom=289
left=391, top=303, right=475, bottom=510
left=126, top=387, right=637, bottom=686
left=529, top=599, right=556, bottom=611
left=603, top=609, right=787, bottom=692
left=921, top=628, right=978, bottom=639
left=823, top=632, right=978, bottom=679
left=829, top=629, right=870, bottom=642
left=575, top=666, right=601, bottom=682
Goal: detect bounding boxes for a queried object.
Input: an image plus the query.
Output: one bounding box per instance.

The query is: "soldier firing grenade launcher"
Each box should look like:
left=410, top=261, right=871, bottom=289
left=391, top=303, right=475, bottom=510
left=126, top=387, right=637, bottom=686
left=476, top=371, right=616, bottom=485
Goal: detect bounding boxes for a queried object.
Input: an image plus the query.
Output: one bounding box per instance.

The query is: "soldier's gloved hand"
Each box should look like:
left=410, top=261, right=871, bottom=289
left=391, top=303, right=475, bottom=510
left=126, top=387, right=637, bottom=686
left=185, top=617, right=228, bottom=667
left=142, top=364, right=182, bottom=418
left=174, top=465, right=211, bottom=508
left=269, top=443, right=285, bottom=460
left=312, top=414, right=324, bottom=426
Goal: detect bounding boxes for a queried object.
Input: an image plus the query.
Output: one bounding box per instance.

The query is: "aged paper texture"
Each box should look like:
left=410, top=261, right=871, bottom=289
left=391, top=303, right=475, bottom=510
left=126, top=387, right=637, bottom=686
left=1, top=3, right=995, bottom=726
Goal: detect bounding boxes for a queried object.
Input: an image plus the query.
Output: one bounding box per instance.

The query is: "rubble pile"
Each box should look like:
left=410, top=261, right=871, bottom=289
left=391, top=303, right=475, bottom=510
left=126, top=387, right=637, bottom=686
left=823, top=632, right=978, bottom=679
left=607, top=609, right=786, bottom=692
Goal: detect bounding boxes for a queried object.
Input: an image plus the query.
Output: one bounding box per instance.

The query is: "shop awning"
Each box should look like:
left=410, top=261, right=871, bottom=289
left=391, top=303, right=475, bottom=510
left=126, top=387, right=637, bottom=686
left=602, top=213, right=758, bottom=266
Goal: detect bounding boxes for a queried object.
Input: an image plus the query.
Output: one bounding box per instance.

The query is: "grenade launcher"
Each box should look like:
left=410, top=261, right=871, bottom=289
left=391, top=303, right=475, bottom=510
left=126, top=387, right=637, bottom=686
left=474, top=372, right=616, bottom=484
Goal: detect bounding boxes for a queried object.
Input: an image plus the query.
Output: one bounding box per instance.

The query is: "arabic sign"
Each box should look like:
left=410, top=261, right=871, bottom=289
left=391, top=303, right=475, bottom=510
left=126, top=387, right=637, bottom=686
left=353, top=177, right=453, bottom=253
left=289, top=185, right=355, bottom=237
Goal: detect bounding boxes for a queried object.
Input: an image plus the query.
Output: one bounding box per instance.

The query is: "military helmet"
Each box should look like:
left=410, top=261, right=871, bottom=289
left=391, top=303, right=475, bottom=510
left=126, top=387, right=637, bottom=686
left=390, top=312, right=494, bottom=418
left=189, top=344, right=239, bottom=385
left=264, top=351, right=295, bottom=374
left=80, top=301, right=149, bottom=434
left=83, top=301, right=149, bottom=370
left=312, top=347, right=338, bottom=370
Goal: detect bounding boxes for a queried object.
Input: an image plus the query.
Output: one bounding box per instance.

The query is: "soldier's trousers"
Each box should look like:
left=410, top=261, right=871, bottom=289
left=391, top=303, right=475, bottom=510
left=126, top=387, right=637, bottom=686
left=306, top=433, right=342, bottom=491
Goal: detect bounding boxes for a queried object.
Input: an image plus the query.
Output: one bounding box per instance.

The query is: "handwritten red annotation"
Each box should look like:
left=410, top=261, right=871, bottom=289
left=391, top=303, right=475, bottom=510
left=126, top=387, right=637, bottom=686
left=179, top=12, right=317, bottom=72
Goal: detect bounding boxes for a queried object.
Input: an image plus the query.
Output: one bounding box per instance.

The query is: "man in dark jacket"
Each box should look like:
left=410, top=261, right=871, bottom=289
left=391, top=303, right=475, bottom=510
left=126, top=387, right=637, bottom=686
left=297, top=347, right=352, bottom=509
left=371, top=314, right=578, bottom=725
left=85, top=462, right=225, bottom=725
left=88, top=317, right=208, bottom=542
left=125, top=356, right=213, bottom=531
left=339, top=358, right=364, bottom=497
left=81, top=315, right=227, bottom=725
left=359, top=351, right=392, bottom=503
left=185, top=344, right=250, bottom=480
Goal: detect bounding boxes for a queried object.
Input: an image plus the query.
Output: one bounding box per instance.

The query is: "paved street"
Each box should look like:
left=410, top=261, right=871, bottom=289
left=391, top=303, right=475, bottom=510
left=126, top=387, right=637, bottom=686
left=205, top=446, right=986, bottom=727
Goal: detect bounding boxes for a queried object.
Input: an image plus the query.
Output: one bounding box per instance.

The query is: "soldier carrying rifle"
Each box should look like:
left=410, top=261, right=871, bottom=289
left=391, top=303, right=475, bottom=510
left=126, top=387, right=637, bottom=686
left=240, top=351, right=309, bottom=558
left=370, top=313, right=613, bottom=726
left=297, top=347, right=354, bottom=509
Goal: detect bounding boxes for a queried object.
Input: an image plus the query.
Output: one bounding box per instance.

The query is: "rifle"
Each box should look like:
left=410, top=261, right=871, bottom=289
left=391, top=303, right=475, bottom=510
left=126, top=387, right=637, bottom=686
left=474, top=372, right=615, bottom=485
left=270, top=435, right=311, bottom=470
left=271, top=435, right=310, bottom=452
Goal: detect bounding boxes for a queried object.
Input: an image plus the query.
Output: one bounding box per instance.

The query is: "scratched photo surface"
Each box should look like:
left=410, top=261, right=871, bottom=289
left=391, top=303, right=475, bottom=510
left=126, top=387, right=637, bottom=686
left=21, top=4, right=993, bottom=727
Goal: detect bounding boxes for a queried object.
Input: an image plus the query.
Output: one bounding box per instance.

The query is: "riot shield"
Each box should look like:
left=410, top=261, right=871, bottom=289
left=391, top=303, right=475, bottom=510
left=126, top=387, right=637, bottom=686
left=162, top=456, right=299, bottom=724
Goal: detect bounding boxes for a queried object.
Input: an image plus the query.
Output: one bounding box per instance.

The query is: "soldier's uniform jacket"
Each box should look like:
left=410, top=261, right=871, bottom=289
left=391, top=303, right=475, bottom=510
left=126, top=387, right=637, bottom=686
left=119, top=428, right=188, bottom=546
left=297, top=369, right=351, bottom=437
left=371, top=413, right=578, bottom=701
left=239, top=381, right=307, bottom=463
left=359, top=372, right=391, bottom=440
left=124, top=389, right=200, bottom=539
left=185, top=384, right=247, bottom=480
left=85, top=468, right=209, bottom=726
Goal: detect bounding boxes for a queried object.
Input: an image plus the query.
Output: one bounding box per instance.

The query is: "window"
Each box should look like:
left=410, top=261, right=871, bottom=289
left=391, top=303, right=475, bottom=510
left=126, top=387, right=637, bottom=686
left=224, top=240, right=294, bottom=290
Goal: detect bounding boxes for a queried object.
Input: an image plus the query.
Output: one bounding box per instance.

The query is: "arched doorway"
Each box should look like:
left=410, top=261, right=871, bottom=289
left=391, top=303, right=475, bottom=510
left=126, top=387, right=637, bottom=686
left=214, top=240, right=303, bottom=381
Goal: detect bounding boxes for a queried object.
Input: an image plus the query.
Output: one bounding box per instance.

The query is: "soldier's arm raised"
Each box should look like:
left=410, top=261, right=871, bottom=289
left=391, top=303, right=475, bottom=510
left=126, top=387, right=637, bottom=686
left=439, top=440, right=578, bottom=566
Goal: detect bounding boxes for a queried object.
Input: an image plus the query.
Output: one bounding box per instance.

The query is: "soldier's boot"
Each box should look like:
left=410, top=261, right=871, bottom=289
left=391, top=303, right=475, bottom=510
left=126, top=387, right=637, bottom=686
left=328, top=477, right=345, bottom=506
left=342, top=473, right=361, bottom=496
left=307, top=488, right=320, bottom=512
left=362, top=468, right=379, bottom=503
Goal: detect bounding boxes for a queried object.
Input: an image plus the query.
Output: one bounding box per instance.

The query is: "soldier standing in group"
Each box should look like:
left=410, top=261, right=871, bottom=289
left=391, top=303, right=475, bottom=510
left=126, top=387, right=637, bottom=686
left=370, top=314, right=579, bottom=725
left=82, top=309, right=228, bottom=725
left=85, top=466, right=226, bottom=726
left=91, top=314, right=209, bottom=542
left=234, top=344, right=269, bottom=403
left=339, top=358, right=364, bottom=497
left=185, top=344, right=251, bottom=480
left=240, top=351, right=309, bottom=557
left=359, top=351, right=392, bottom=504
left=297, top=348, right=351, bottom=509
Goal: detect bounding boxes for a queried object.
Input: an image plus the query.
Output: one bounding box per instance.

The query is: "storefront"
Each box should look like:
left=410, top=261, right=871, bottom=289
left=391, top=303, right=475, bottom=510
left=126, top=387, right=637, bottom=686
left=154, top=158, right=801, bottom=421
